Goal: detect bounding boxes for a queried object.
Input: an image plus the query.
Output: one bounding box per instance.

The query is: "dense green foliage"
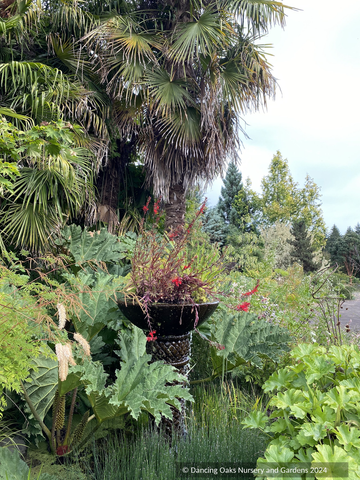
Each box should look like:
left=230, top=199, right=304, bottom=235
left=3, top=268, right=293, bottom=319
left=325, top=224, right=360, bottom=279
left=243, top=344, right=360, bottom=479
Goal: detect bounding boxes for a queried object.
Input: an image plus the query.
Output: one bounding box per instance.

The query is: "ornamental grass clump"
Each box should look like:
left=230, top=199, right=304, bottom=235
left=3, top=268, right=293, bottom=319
left=125, top=197, right=226, bottom=326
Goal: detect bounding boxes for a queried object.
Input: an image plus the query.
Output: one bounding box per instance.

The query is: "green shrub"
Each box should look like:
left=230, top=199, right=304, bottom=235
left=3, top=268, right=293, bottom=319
left=243, top=343, right=360, bottom=479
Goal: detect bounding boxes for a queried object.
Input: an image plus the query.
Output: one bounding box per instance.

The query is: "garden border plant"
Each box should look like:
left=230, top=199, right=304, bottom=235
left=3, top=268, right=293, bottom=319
left=243, top=343, right=360, bottom=479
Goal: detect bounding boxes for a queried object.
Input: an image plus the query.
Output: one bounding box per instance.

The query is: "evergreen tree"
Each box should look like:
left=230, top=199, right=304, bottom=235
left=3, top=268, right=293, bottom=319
left=288, top=220, right=320, bottom=273
left=218, top=162, right=244, bottom=227
left=342, top=227, right=360, bottom=279
left=325, top=225, right=344, bottom=267
left=354, top=223, right=360, bottom=236
left=203, top=207, right=227, bottom=245
left=233, top=187, right=260, bottom=234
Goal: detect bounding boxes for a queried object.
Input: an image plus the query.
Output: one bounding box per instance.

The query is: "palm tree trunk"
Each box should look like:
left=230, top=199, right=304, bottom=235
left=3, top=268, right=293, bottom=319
left=164, top=183, right=186, bottom=231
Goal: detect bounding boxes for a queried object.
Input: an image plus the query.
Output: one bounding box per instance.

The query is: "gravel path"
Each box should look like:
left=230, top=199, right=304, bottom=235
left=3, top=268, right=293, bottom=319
left=339, top=290, right=360, bottom=332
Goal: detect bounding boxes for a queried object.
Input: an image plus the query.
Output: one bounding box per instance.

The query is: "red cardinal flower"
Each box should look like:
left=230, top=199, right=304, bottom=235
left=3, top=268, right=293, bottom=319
left=171, top=277, right=182, bottom=287
left=236, top=302, right=251, bottom=312
left=153, top=197, right=161, bottom=215
left=242, top=280, right=260, bottom=297
left=143, top=196, right=151, bottom=213
left=146, top=330, right=157, bottom=342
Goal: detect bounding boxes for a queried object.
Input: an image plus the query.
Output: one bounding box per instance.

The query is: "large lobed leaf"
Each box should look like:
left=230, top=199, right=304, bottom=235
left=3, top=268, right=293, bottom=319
left=74, top=327, right=193, bottom=425
left=64, top=270, right=121, bottom=340
left=57, top=225, right=134, bottom=266
left=213, top=311, right=291, bottom=368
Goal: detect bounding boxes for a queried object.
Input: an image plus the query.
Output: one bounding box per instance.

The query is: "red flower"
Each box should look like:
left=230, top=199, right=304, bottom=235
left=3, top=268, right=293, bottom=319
left=171, top=277, right=182, bottom=287
left=242, top=280, right=260, bottom=297
left=146, top=330, right=157, bottom=342
left=236, top=302, right=251, bottom=312
left=153, top=197, right=161, bottom=215
left=183, top=264, right=191, bottom=270
left=143, top=196, right=151, bottom=214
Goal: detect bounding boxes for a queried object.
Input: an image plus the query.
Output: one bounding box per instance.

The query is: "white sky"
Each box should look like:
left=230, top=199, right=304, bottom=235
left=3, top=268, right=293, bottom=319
left=206, top=0, right=360, bottom=234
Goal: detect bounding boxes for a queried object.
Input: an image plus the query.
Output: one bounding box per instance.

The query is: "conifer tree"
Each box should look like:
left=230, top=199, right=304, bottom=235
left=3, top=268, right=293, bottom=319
left=288, top=220, right=320, bottom=273
left=218, top=162, right=244, bottom=227
left=342, top=227, right=360, bottom=280
left=203, top=207, right=227, bottom=245
left=325, top=225, right=344, bottom=267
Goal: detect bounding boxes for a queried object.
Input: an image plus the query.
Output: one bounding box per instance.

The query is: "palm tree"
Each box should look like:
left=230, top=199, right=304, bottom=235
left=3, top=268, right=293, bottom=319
left=0, top=117, right=96, bottom=251
left=0, top=0, right=112, bottom=250
left=84, top=0, right=293, bottom=230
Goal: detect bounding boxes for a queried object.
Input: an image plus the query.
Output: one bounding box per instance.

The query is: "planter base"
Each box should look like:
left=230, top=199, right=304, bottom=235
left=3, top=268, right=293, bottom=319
left=146, top=333, right=191, bottom=437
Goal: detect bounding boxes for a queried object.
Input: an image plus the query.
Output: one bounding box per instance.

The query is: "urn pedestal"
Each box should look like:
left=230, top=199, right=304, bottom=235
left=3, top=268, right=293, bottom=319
left=117, top=301, right=219, bottom=435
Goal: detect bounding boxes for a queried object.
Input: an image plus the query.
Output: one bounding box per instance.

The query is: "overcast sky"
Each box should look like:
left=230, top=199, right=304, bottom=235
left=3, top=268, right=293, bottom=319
left=206, top=0, right=360, bottom=234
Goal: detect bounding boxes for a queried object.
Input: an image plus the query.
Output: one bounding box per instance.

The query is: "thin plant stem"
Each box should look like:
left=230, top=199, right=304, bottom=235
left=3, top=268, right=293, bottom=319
left=63, top=387, right=78, bottom=446
left=20, top=380, right=53, bottom=453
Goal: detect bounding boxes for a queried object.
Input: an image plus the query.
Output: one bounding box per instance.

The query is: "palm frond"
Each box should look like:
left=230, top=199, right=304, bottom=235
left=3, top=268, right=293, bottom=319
left=228, top=0, right=295, bottom=33
left=0, top=107, right=33, bottom=128
left=145, top=69, right=195, bottom=115
left=170, top=10, right=230, bottom=63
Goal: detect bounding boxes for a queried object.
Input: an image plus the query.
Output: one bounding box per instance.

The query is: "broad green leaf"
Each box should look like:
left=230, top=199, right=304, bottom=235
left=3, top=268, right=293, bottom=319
left=269, top=389, right=305, bottom=411
left=213, top=311, right=291, bottom=368
left=303, top=356, right=335, bottom=384
left=336, top=425, right=360, bottom=452
left=299, top=422, right=328, bottom=442
left=340, top=378, right=360, bottom=394
left=0, top=448, right=29, bottom=480
left=296, top=447, right=315, bottom=463
left=311, top=445, right=355, bottom=480
left=22, top=349, right=58, bottom=423
left=117, top=326, right=146, bottom=363
left=311, top=405, right=336, bottom=424
left=241, top=411, right=268, bottom=429
left=263, top=444, right=294, bottom=463
left=328, top=345, right=350, bottom=366
left=296, top=429, right=318, bottom=447
left=66, top=271, right=120, bottom=340
left=83, top=327, right=194, bottom=425
left=290, top=344, right=325, bottom=361
left=57, top=372, right=82, bottom=397
left=325, top=386, right=356, bottom=410
left=266, top=418, right=288, bottom=433
left=263, top=368, right=295, bottom=392
left=71, top=360, right=108, bottom=395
